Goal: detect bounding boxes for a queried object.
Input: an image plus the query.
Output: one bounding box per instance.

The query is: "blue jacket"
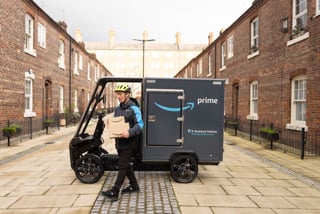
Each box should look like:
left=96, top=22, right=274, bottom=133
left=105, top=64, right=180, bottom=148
left=114, top=98, right=144, bottom=150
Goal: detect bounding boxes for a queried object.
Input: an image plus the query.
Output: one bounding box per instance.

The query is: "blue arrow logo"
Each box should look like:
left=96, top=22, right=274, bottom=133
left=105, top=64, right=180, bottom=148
left=154, top=102, right=194, bottom=112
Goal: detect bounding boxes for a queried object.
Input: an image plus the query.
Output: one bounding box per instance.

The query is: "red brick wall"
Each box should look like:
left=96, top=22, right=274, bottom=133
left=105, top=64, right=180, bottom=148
left=175, top=0, right=320, bottom=133
left=0, top=0, right=111, bottom=126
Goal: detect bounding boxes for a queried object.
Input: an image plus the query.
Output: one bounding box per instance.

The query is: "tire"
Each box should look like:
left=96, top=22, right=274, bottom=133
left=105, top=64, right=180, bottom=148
left=75, top=154, right=104, bottom=184
left=170, top=154, right=198, bottom=183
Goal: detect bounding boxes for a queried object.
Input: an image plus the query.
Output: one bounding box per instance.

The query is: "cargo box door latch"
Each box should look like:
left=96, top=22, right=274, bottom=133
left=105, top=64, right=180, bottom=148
left=177, top=138, right=184, bottom=144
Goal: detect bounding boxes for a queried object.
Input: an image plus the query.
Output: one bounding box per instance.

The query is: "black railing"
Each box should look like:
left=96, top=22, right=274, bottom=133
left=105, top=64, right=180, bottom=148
left=0, top=112, right=82, bottom=145
left=224, top=116, right=320, bottom=159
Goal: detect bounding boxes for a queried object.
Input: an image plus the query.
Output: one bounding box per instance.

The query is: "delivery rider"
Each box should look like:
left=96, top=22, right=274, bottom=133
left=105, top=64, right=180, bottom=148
left=102, top=84, right=143, bottom=201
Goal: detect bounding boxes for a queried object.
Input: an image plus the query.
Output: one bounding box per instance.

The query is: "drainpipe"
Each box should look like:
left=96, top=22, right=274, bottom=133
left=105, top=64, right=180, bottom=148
left=69, top=36, right=72, bottom=114
left=214, top=44, right=217, bottom=78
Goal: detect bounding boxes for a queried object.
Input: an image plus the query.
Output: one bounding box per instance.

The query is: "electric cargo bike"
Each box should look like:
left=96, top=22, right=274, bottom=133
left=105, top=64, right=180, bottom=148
left=69, top=77, right=225, bottom=184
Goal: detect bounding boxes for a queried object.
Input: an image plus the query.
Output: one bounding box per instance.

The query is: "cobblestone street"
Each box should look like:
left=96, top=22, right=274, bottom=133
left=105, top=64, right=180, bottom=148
left=91, top=171, right=180, bottom=214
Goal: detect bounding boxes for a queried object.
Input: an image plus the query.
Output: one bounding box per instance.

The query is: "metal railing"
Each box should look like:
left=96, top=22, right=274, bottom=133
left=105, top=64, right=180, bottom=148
left=224, top=116, right=320, bottom=159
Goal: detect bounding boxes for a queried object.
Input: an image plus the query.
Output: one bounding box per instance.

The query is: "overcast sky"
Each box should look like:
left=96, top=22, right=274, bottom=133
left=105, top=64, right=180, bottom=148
left=33, top=0, right=253, bottom=44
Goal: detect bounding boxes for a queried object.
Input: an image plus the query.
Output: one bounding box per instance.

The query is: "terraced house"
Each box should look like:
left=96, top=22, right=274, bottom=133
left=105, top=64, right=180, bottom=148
left=0, top=0, right=112, bottom=141
left=176, top=0, right=320, bottom=156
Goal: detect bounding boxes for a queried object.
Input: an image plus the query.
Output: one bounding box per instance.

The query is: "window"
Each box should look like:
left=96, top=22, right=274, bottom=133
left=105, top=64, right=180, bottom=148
left=24, top=14, right=36, bottom=56
left=74, top=52, right=79, bottom=74
left=293, top=0, right=307, bottom=32
left=208, top=53, right=212, bottom=76
left=248, top=81, right=258, bottom=119
left=24, top=70, right=36, bottom=117
left=94, top=65, right=98, bottom=81
left=220, top=42, right=226, bottom=70
left=317, top=0, right=320, bottom=15
left=58, top=40, right=65, bottom=69
left=227, top=36, right=234, bottom=58
left=37, top=23, right=46, bottom=48
left=74, top=89, right=79, bottom=112
left=79, top=54, right=83, bottom=70
left=287, top=76, right=307, bottom=130
left=87, top=61, right=91, bottom=80
left=197, top=59, right=202, bottom=77
left=59, top=86, right=64, bottom=113
left=87, top=92, right=91, bottom=111
left=250, top=17, right=259, bottom=51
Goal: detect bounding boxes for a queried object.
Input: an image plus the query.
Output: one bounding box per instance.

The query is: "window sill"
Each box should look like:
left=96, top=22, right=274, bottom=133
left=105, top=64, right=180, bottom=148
left=24, top=48, right=37, bottom=57
left=219, top=66, right=226, bottom=72
left=247, top=50, right=259, bottom=59
left=246, top=115, right=258, bottom=120
left=59, top=64, right=66, bottom=70
left=313, top=12, right=320, bottom=19
left=24, top=112, right=36, bottom=117
left=287, top=32, right=309, bottom=46
left=286, top=123, right=308, bottom=132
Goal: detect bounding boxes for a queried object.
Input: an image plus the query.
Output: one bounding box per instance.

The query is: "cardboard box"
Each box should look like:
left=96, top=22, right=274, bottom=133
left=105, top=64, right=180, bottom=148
left=107, top=116, right=129, bottom=138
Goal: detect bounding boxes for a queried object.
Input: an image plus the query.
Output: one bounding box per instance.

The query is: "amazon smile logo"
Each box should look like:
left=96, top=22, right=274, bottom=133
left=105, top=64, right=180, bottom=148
left=154, top=102, right=194, bottom=112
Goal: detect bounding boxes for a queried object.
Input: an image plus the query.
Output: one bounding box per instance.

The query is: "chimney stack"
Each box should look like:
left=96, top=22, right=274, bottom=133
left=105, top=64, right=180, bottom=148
left=74, top=29, right=83, bottom=43
left=143, top=30, right=149, bottom=40
left=58, top=21, right=68, bottom=32
left=175, top=32, right=181, bottom=48
left=208, top=32, right=214, bottom=44
left=109, top=30, right=115, bottom=48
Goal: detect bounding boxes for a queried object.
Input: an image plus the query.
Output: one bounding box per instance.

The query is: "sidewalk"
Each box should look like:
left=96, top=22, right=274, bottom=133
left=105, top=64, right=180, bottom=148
left=0, top=126, right=77, bottom=166
left=0, top=128, right=319, bottom=213
left=224, top=132, right=320, bottom=185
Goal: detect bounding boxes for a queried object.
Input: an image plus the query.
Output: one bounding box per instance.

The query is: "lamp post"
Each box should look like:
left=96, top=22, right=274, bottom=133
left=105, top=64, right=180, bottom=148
left=133, top=38, right=155, bottom=77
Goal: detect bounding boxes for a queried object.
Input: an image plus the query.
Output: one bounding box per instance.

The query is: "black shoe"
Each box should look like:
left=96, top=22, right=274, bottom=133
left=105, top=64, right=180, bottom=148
left=121, top=185, right=140, bottom=194
left=102, top=187, right=119, bottom=201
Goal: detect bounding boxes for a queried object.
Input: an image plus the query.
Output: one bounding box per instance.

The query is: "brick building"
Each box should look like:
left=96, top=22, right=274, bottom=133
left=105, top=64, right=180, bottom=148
left=176, top=0, right=320, bottom=152
left=0, top=0, right=112, bottom=139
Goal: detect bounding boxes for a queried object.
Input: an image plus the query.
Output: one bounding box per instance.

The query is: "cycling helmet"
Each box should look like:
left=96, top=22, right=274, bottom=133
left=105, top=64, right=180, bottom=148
left=114, top=84, right=131, bottom=93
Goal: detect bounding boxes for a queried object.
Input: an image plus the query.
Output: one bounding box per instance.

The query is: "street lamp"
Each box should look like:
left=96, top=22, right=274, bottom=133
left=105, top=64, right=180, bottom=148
left=133, top=38, right=155, bottom=77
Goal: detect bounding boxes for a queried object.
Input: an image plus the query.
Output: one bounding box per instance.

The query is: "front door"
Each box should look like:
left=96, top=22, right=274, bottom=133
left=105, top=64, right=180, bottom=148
left=146, top=89, right=184, bottom=146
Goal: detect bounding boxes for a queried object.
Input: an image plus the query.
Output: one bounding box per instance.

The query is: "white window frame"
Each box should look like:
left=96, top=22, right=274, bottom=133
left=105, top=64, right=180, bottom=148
left=24, top=14, right=36, bottom=56
left=94, top=65, right=100, bottom=81
left=74, top=52, right=79, bottom=75
left=79, top=54, right=83, bottom=70
left=220, top=42, right=226, bottom=70
left=249, top=81, right=258, bottom=119
left=208, top=53, right=212, bottom=77
left=74, top=89, right=79, bottom=112
left=292, top=0, right=307, bottom=32
left=58, top=40, right=66, bottom=69
left=59, top=86, right=64, bottom=113
left=87, top=92, right=91, bottom=111
left=196, top=59, right=202, bottom=77
left=227, top=36, right=234, bottom=58
left=317, top=0, right=320, bottom=16
left=37, top=23, right=46, bottom=48
left=24, top=70, right=36, bottom=117
left=286, top=75, right=307, bottom=130
left=87, top=61, right=91, bottom=80
left=251, top=17, right=259, bottom=50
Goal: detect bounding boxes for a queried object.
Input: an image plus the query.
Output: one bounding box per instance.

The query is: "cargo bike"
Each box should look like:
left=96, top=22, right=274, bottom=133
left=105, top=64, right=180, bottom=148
left=69, top=77, right=225, bottom=183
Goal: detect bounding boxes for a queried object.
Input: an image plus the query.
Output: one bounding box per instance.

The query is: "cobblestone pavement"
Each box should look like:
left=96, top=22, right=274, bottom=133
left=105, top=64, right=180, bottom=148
left=91, top=171, right=180, bottom=214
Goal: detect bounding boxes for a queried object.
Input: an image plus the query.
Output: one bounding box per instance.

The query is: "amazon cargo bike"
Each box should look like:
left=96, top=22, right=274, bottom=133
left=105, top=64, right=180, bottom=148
left=69, top=77, right=225, bottom=183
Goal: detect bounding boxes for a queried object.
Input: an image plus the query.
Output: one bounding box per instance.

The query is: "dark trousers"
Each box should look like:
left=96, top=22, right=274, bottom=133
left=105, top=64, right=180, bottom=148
left=114, top=142, right=138, bottom=190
